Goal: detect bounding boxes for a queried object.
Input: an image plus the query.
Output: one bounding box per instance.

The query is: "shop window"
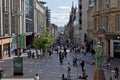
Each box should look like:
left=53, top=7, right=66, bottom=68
left=105, top=16, right=109, bottom=32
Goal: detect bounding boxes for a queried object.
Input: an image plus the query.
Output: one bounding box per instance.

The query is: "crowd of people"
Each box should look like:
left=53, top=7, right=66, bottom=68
left=25, top=42, right=119, bottom=80
left=53, top=44, right=89, bottom=80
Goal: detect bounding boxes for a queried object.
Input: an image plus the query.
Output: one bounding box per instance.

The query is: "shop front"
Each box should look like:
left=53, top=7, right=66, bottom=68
left=26, top=32, right=34, bottom=48
left=3, top=43, right=10, bottom=57
left=105, top=33, right=120, bottom=59
left=114, top=41, right=120, bottom=59
left=0, top=37, right=12, bottom=59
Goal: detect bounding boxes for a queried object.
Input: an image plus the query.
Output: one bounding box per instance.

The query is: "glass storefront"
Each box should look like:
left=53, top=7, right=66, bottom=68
left=3, top=43, right=9, bottom=56
left=114, top=41, right=120, bottom=59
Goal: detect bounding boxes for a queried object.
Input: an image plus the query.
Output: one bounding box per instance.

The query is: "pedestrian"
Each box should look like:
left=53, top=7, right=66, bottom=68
left=56, top=47, right=58, bottom=54
left=59, top=52, right=63, bottom=65
left=62, top=74, right=65, bottom=80
left=29, top=50, right=32, bottom=58
left=114, top=67, right=119, bottom=79
left=73, top=57, right=77, bottom=66
left=36, top=49, right=39, bottom=59
left=62, top=74, right=67, bottom=80
left=107, top=58, right=110, bottom=69
left=91, top=49, right=95, bottom=57
left=32, top=52, right=35, bottom=59
left=82, top=70, right=88, bottom=80
left=80, top=61, right=85, bottom=71
left=67, top=62, right=71, bottom=78
left=34, top=73, right=39, bottom=80
left=64, top=51, right=67, bottom=59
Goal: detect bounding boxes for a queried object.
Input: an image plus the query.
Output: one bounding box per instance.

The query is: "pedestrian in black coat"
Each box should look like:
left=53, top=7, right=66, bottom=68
left=80, top=61, right=85, bottom=71
left=91, top=49, right=95, bottom=57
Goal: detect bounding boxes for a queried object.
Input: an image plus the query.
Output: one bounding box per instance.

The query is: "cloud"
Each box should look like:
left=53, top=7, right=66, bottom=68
left=58, top=6, right=71, bottom=11
left=51, top=13, right=70, bottom=26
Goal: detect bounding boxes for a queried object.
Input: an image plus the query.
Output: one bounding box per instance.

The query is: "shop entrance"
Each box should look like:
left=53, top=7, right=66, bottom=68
left=114, top=42, right=120, bottom=59
left=3, top=43, right=10, bottom=57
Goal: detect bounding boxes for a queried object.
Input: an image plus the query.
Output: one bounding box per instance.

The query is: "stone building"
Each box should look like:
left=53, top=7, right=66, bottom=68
left=0, top=0, right=46, bottom=59
left=93, top=0, right=120, bottom=59
left=78, top=0, right=89, bottom=45
left=50, top=24, right=58, bottom=40
left=87, top=0, right=94, bottom=41
left=64, top=2, right=76, bottom=44
left=0, top=0, right=15, bottom=59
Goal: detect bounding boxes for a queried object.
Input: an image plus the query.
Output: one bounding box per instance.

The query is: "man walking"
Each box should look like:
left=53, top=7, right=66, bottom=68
left=80, top=61, right=85, bottom=71
left=67, top=62, right=71, bottom=78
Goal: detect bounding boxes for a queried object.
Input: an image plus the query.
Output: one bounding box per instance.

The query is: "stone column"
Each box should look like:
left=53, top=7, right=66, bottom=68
left=0, top=0, right=3, bottom=36
left=8, top=0, right=11, bottom=35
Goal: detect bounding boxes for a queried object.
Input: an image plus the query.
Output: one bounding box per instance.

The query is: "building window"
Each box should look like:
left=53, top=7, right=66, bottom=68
left=103, top=0, right=110, bottom=9
left=79, top=5, right=82, bottom=9
left=105, top=0, right=110, bottom=9
left=101, top=16, right=104, bottom=28
left=94, top=18, right=97, bottom=30
left=3, top=13, right=9, bottom=35
left=10, top=0, right=14, bottom=14
left=26, top=19, right=33, bottom=32
left=11, top=16, right=15, bottom=33
left=25, top=0, right=33, bottom=19
left=2, top=0, right=7, bottom=11
left=118, top=0, right=120, bottom=7
left=101, top=0, right=104, bottom=10
left=79, top=13, right=82, bottom=16
left=105, top=16, right=109, bottom=31
left=116, top=15, right=120, bottom=31
left=89, top=0, right=94, bottom=7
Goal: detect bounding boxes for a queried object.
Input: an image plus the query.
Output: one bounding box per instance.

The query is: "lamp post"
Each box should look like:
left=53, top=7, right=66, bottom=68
left=15, top=10, right=24, bottom=56
left=15, top=0, right=25, bottom=56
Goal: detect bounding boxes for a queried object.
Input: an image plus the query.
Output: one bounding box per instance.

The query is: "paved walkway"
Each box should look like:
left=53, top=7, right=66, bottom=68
left=2, top=49, right=120, bottom=70
left=1, top=49, right=120, bottom=80
left=74, top=51, right=120, bottom=70
left=1, top=78, right=34, bottom=80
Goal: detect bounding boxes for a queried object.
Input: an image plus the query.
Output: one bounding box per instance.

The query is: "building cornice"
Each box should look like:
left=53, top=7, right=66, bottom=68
left=93, top=8, right=120, bottom=17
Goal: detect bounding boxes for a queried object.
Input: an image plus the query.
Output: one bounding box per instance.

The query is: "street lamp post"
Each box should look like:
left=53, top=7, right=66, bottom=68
left=15, top=0, right=25, bottom=56
left=15, top=10, right=24, bottom=56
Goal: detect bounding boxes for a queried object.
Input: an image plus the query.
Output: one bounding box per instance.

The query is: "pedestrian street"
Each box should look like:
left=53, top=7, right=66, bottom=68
left=1, top=51, right=116, bottom=80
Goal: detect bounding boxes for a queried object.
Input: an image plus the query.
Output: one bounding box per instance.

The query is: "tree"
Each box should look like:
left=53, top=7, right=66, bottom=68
left=33, top=29, right=54, bottom=56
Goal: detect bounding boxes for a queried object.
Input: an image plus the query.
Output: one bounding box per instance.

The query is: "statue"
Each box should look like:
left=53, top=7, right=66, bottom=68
left=95, top=42, right=102, bottom=70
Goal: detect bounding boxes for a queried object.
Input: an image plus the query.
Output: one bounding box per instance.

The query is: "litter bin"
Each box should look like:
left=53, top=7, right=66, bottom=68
left=0, top=67, right=4, bottom=79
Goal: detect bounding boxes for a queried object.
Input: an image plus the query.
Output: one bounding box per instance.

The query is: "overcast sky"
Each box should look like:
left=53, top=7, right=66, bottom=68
left=40, top=0, right=78, bottom=27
